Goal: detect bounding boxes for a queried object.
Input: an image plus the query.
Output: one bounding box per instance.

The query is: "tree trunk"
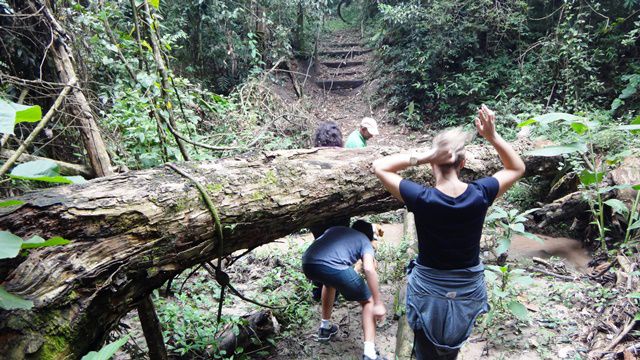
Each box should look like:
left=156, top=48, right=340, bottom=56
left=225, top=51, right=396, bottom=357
left=0, top=142, right=543, bottom=359
left=25, top=0, right=114, bottom=177
left=137, top=295, right=168, bottom=360
left=394, top=211, right=418, bottom=359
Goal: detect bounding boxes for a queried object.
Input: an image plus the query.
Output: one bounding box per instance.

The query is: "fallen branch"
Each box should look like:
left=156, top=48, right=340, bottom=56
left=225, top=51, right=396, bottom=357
left=0, top=149, right=93, bottom=178
left=602, top=319, right=639, bottom=354
left=530, top=266, right=577, bottom=282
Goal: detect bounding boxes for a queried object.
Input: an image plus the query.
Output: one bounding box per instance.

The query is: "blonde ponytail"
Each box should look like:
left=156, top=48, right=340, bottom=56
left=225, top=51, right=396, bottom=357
left=432, top=127, right=473, bottom=169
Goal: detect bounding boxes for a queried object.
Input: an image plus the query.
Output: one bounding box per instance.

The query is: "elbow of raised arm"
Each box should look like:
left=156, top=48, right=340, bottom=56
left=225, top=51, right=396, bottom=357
left=372, top=159, right=383, bottom=177
left=517, top=160, right=526, bottom=178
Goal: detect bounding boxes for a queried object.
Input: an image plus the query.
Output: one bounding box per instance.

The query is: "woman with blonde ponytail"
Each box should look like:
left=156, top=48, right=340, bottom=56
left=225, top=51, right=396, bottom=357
left=372, top=105, right=525, bottom=360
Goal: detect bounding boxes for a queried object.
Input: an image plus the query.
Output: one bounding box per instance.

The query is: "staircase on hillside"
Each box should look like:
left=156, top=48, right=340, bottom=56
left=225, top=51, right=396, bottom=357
left=314, top=32, right=372, bottom=92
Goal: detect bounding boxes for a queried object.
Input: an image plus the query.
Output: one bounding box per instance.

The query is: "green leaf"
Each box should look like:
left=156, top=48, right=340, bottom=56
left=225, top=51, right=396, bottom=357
left=628, top=292, right=640, bottom=299
left=484, top=269, right=498, bottom=282
left=23, top=235, right=44, bottom=245
left=149, top=0, right=159, bottom=9
left=604, top=199, right=629, bottom=215
left=493, top=289, right=508, bottom=298
left=0, top=231, right=23, bottom=259
left=21, top=236, right=70, bottom=249
left=570, top=122, right=589, bottom=135
left=531, top=113, right=583, bottom=125
left=81, top=335, right=130, bottom=360
left=631, top=117, right=640, bottom=135
left=579, top=169, right=605, bottom=186
left=485, top=212, right=507, bottom=223
left=635, top=312, right=640, bottom=321
left=8, top=160, right=85, bottom=184
left=0, top=200, right=24, bottom=207
left=525, top=143, right=587, bottom=157
left=0, top=285, right=33, bottom=310
left=507, top=301, right=529, bottom=321
left=513, top=275, right=534, bottom=287
left=629, top=219, right=640, bottom=230
left=509, top=223, right=525, bottom=233
left=497, top=238, right=511, bottom=254
left=517, top=119, right=537, bottom=128
left=0, top=99, right=42, bottom=135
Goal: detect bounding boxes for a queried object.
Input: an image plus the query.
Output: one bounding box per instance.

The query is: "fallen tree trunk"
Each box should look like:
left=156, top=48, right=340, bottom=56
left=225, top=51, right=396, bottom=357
left=0, top=142, right=544, bottom=359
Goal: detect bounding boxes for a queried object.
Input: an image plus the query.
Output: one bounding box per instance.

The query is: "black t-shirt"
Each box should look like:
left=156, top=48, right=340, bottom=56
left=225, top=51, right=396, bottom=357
left=399, top=177, right=500, bottom=270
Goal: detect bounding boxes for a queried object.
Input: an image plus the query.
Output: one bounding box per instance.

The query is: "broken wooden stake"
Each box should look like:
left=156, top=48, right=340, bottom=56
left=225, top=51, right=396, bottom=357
left=137, top=294, right=169, bottom=360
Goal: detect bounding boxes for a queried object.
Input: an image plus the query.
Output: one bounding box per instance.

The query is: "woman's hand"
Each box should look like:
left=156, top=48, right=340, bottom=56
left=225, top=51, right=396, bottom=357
left=429, top=146, right=456, bottom=165
left=413, top=147, right=455, bottom=166
left=475, top=104, right=497, bottom=141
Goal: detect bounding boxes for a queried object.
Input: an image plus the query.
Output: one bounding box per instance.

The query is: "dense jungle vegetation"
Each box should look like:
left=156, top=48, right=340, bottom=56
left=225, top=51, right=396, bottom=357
left=0, top=0, right=640, bottom=359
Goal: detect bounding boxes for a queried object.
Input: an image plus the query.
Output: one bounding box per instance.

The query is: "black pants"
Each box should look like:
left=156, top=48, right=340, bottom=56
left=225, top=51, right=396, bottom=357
left=413, top=330, right=459, bottom=360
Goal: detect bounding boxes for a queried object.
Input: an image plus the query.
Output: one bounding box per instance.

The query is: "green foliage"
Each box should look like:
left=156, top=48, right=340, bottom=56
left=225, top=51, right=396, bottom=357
left=0, top=199, right=24, bottom=207
left=483, top=265, right=534, bottom=324
left=157, top=290, right=231, bottom=357
left=0, top=230, right=70, bottom=310
left=0, top=99, right=41, bottom=135
left=255, top=245, right=314, bottom=331
left=0, top=230, right=23, bottom=260
left=372, top=1, right=640, bottom=128
left=9, top=160, right=86, bottom=184
left=0, top=285, right=33, bottom=310
left=80, top=336, right=130, bottom=360
left=522, top=112, right=640, bottom=251
left=376, top=236, right=411, bottom=284
left=485, top=206, right=541, bottom=255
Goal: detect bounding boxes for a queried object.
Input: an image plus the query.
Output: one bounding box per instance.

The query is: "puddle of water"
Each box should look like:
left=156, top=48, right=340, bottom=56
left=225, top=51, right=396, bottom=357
left=508, top=234, right=591, bottom=272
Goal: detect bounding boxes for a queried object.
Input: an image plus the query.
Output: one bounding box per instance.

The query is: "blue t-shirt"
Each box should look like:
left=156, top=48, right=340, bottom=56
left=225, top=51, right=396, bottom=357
left=302, top=226, right=375, bottom=270
left=400, top=177, right=500, bottom=270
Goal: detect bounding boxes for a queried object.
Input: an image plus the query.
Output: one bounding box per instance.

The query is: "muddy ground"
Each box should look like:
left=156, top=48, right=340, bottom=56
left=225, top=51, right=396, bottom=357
left=113, top=24, right=639, bottom=360
left=115, top=212, right=637, bottom=360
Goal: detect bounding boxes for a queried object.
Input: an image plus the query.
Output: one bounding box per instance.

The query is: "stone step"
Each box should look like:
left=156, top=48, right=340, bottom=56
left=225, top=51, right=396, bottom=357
left=322, top=42, right=363, bottom=48
left=324, top=70, right=361, bottom=77
left=315, top=79, right=365, bottom=90
left=318, top=49, right=373, bottom=58
left=321, top=61, right=365, bottom=68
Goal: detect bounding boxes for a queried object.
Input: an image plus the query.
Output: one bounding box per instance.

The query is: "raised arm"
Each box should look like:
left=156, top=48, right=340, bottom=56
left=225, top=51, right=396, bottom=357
left=476, top=104, right=526, bottom=198
left=372, top=148, right=455, bottom=202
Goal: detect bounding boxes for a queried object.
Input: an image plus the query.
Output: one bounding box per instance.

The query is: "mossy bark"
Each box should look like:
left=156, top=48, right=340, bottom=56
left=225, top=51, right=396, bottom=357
left=0, top=143, right=546, bottom=358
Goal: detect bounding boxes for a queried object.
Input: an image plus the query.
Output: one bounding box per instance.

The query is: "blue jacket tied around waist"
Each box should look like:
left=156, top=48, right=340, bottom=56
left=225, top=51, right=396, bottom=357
left=406, top=261, right=488, bottom=351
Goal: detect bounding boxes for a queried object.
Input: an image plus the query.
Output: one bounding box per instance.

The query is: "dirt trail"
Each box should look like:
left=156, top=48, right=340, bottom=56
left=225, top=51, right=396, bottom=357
left=305, top=28, right=423, bottom=151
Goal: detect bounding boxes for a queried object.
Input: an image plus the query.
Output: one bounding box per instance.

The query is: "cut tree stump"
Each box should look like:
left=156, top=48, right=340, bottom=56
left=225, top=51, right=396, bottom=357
left=212, top=310, right=279, bottom=357
left=0, top=142, right=550, bottom=359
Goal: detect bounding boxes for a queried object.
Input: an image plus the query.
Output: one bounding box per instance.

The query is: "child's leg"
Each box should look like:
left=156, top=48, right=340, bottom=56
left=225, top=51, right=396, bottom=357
left=321, top=285, right=336, bottom=320
left=359, top=297, right=375, bottom=342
